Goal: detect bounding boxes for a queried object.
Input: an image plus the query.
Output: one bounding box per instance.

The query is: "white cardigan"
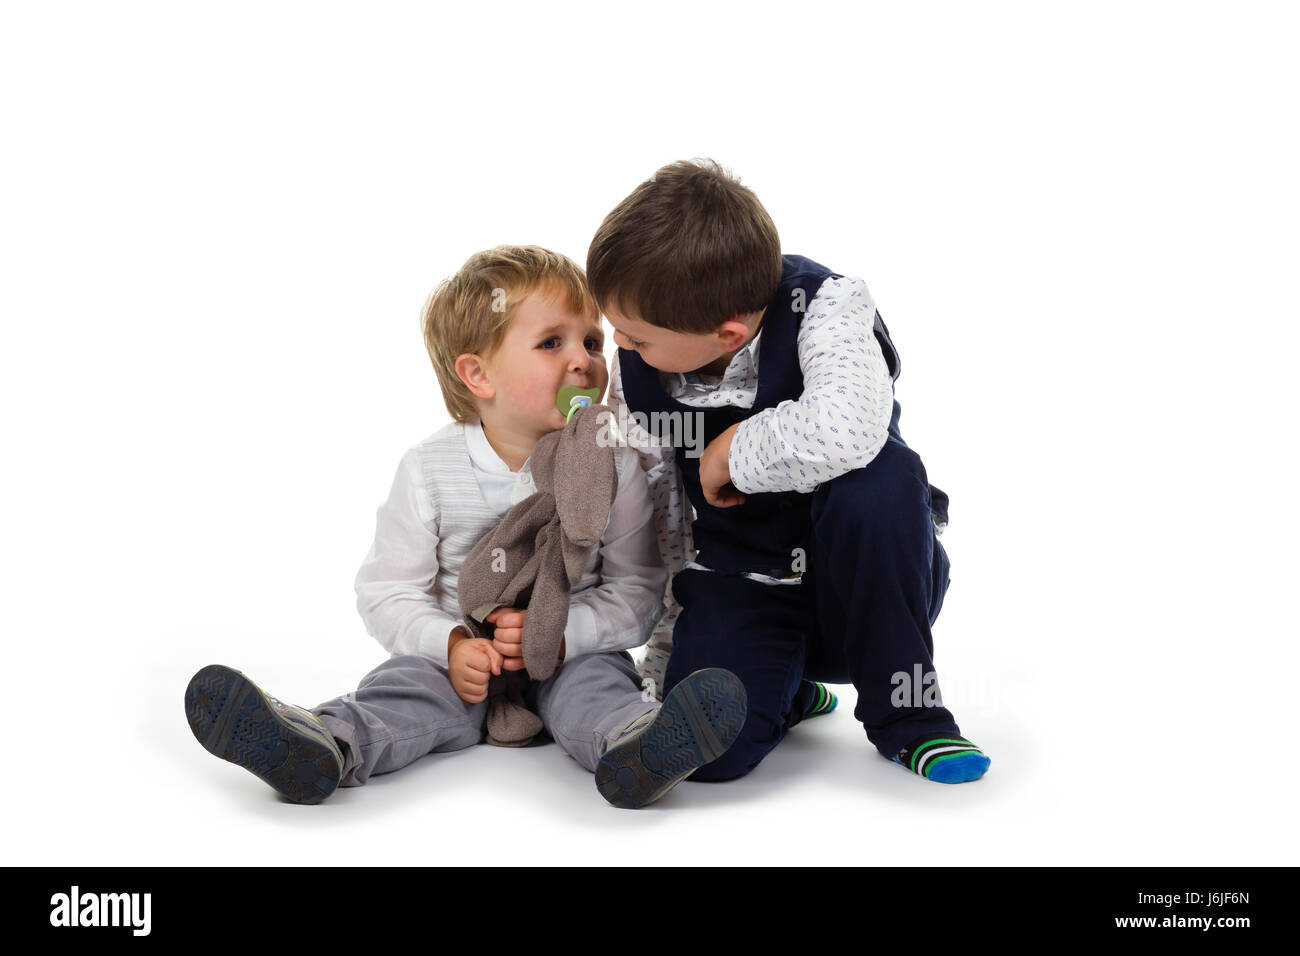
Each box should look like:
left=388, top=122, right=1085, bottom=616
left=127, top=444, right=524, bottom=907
left=353, top=419, right=667, bottom=668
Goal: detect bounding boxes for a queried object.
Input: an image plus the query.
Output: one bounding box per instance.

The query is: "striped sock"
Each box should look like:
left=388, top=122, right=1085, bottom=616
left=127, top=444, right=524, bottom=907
left=892, top=733, right=990, bottom=783
left=801, top=681, right=838, bottom=718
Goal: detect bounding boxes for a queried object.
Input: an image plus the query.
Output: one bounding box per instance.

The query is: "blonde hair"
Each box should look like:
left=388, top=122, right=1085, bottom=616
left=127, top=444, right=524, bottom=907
left=422, top=245, right=597, bottom=423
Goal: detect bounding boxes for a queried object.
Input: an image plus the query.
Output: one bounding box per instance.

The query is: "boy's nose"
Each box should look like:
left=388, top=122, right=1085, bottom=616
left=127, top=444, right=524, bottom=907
left=567, top=344, right=592, bottom=372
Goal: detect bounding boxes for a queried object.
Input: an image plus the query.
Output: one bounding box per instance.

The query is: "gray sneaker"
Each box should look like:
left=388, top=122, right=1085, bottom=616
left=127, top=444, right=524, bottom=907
left=185, top=664, right=344, bottom=805
left=595, top=667, right=747, bottom=809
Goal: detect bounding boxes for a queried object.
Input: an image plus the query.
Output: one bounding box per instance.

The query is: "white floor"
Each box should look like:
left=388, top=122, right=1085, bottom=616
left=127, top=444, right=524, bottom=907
left=9, top=553, right=1293, bottom=868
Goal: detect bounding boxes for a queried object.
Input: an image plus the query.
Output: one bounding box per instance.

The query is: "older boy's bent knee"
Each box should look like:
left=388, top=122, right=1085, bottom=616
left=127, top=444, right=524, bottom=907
left=690, top=734, right=770, bottom=782
left=688, top=699, right=792, bottom=782
left=812, top=441, right=932, bottom=535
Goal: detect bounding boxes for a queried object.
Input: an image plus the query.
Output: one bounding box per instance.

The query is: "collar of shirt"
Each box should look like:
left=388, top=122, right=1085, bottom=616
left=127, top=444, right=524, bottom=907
left=666, top=327, right=762, bottom=396
left=464, top=419, right=537, bottom=509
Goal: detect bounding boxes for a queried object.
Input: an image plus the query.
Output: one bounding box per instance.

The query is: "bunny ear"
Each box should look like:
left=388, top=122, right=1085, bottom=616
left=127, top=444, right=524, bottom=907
left=457, top=494, right=554, bottom=639
left=552, top=405, right=617, bottom=548
left=520, top=534, right=569, bottom=681
left=485, top=674, right=542, bottom=747
left=528, top=427, right=560, bottom=493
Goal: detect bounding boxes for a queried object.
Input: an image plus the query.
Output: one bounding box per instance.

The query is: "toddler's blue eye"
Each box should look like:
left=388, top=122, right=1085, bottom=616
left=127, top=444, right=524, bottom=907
left=540, top=337, right=559, bottom=349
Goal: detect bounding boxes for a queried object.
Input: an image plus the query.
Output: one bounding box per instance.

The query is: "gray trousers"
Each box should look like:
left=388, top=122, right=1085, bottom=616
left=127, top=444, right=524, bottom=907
left=312, top=651, right=652, bottom=786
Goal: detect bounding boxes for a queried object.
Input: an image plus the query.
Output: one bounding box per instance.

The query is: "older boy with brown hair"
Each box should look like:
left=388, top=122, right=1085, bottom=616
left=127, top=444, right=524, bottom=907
left=590, top=160, right=991, bottom=784
left=185, top=245, right=746, bottom=809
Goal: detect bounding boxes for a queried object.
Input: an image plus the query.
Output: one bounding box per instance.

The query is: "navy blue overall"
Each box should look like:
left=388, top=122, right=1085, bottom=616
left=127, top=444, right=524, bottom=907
left=618, top=255, right=963, bottom=780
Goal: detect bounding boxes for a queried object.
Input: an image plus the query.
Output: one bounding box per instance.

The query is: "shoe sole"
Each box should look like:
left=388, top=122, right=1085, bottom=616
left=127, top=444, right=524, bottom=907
left=184, top=664, right=341, bottom=805
left=596, top=667, right=747, bottom=809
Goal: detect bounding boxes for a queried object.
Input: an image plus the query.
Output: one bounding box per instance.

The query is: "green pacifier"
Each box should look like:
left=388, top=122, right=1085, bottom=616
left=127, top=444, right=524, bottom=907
left=556, top=385, right=602, bottom=423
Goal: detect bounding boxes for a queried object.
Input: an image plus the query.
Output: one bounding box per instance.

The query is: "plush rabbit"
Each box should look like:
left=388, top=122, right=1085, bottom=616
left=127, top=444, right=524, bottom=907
left=457, top=402, right=618, bottom=747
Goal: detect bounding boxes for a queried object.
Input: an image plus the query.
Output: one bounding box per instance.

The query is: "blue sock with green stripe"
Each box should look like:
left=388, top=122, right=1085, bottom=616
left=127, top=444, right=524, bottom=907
left=799, top=680, right=838, bottom=719
left=892, top=733, right=989, bottom=783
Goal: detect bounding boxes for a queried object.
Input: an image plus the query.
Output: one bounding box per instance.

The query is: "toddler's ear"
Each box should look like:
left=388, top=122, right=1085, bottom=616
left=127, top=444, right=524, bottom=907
left=454, top=352, right=495, bottom=400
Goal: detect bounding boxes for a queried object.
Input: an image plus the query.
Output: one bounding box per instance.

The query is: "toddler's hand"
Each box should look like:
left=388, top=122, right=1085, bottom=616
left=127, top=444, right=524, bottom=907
left=486, top=607, right=528, bottom=672
left=449, top=635, right=504, bottom=704
left=485, top=607, right=567, bottom=668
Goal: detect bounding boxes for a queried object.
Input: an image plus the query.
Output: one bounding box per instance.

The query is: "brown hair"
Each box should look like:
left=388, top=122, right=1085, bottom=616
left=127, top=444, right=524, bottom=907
left=586, top=158, right=782, bottom=335
left=422, top=245, right=596, bottom=423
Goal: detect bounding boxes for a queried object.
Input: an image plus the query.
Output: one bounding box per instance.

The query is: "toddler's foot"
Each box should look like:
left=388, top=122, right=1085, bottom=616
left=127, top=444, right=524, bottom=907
left=596, top=667, right=747, bottom=809
left=891, top=733, right=990, bottom=784
left=184, top=664, right=344, bottom=804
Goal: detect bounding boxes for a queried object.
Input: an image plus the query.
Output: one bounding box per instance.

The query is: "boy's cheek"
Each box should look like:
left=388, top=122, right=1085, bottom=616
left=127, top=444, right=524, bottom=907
left=517, top=380, right=562, bottom=413
left=638, top=346, right=695, bottom=374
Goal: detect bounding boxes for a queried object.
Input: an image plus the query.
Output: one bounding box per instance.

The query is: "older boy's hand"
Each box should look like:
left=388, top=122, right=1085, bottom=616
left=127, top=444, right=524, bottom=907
left=486, top=606, right=567, bottom=669
left=700, top=422, right=747, bottom=508
left=448, top=633, right=504, bottom=704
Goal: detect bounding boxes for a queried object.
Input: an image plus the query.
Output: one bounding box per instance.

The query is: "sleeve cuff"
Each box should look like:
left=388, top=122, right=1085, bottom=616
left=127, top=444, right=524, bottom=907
left=417, top=615, right=464, bottom=668
left=727, top=414, right=768, bottom=494
left=562, top=601, right=600, bottom=661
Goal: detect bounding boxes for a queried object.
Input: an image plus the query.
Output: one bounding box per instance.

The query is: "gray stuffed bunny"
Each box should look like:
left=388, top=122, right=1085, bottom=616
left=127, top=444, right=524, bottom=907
left=456, top=403, right=618, bottom=747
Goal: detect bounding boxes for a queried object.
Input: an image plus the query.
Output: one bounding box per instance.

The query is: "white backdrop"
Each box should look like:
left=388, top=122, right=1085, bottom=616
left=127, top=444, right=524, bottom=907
left=2, top=0, right=1296, bottom=865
